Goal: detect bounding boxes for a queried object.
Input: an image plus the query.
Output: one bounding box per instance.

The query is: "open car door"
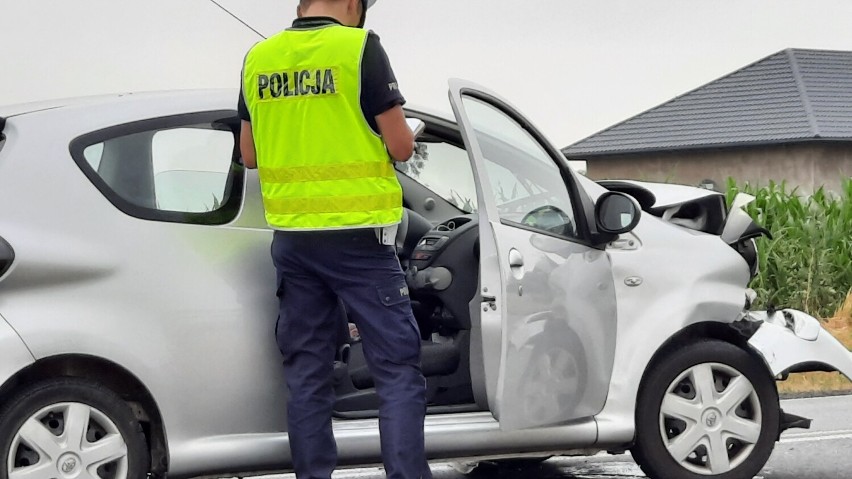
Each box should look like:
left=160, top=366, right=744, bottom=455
left=449, top=79, right=619, bottom=431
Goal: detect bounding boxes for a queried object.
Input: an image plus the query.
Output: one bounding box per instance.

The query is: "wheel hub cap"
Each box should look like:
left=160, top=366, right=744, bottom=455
left=659, top=362, right=763, bottom=475
left=8, top=402, right=130, bottom=479
left=57, top=452, right=81, bottom=477
left=702, top=408, right=722, bottom=430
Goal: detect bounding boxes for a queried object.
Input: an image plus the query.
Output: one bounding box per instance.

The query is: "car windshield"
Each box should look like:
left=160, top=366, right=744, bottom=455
left=396, top=139, right=478, bottom=213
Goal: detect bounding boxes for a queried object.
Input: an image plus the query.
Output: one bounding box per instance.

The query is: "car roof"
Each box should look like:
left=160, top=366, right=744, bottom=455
left=1, top=89, right=456, bottom=129
left=1, top=89, right=239, bottom=119
left=0, top=90, right=243, bottom=139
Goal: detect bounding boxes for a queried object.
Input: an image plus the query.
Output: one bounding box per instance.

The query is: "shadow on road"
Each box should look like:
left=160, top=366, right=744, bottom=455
left=467, top=462, right=569, bottom=478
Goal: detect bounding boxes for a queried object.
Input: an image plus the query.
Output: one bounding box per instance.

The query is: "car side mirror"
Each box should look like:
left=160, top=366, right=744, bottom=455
left=595, top=192, right=641, bottom=235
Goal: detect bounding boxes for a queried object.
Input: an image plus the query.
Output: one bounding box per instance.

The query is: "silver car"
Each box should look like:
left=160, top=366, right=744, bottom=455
left=1, top=80, right=850, bottom=479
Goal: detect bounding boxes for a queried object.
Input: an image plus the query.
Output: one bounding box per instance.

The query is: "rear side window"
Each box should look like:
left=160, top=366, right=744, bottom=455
left=70, top=111, right=243, bottom=225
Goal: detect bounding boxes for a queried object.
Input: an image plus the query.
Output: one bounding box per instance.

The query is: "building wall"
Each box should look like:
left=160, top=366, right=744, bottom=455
left=586, top=143, right=852, bottom=194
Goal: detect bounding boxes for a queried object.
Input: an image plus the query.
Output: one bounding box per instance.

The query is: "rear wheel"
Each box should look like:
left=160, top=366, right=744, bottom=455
left=0, top=378, right=150, bottom=479
left=631, top=340, right=779, bottom=479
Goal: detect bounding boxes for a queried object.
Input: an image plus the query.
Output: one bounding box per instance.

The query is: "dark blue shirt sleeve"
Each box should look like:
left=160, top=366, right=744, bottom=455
left=238, top=85, right=250, bottom=122
left=361, top=31, right=405, bottom=133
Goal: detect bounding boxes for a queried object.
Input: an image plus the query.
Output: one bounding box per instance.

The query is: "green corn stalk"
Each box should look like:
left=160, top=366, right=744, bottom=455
left=727, top=178, right=852, bottom=319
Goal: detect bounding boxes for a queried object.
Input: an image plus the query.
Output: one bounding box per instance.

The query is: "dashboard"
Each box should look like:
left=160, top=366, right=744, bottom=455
left=405, top=214, right=480, bottom=331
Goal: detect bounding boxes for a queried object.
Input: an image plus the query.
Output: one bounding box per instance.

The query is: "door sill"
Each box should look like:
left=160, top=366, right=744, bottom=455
left=333, top=403, right=482, bottom=420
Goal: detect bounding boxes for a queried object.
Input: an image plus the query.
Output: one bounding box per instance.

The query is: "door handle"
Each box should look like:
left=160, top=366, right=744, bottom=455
left=509, top=248, right=524, bottom=268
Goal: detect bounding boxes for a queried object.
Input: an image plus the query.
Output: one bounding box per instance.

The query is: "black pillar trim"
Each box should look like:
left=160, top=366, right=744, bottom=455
left=0, top=235, right=14, bottom=278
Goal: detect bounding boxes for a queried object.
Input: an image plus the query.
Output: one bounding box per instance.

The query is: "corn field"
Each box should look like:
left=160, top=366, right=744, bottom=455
left=726, top=178, right=852, bottom=319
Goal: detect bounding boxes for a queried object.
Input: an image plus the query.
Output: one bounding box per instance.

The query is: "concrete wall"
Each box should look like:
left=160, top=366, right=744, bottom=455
left=585, top=143, right=852, bottom=194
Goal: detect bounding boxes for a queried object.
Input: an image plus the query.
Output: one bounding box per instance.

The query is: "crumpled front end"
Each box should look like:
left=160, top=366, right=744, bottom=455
left=746, top=308, right=852, bottom=381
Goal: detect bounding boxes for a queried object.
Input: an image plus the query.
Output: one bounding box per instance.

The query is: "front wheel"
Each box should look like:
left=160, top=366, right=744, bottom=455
left=631, top=340, right=779, bottom=479
left=0, top=378, right=150, bottom=479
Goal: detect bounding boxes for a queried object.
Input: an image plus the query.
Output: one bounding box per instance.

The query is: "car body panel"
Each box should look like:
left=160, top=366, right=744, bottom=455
left=169, top=412, right=598, bottom=477
left=1, top=86, right=845, bottom=478
left=448, top=79, right=618, bottom=430
left=583, top=177, right=753, bottom=445
left=748, top=309, right=852, bottom=380
left=446, top=81, right=503, bottom=420
left=598, top=179, right=724, bottom=210
left=0, top=99, right=289, bottom=474
left=0, top=89, right=613, bottom=476
left=0, top=313, right=34, bottom=390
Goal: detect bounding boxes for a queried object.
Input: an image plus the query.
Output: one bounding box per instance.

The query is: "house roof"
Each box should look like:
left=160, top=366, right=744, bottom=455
left=563, top=48, right=852, bottom=158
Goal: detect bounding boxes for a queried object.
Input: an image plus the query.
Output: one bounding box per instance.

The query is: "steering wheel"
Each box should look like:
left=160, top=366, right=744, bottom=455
left=520, top=205, right=575, bottom=236
left=394, top=208, right=434, bottom=261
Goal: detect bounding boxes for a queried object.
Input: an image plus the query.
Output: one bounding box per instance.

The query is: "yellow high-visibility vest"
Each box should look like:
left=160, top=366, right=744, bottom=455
left=242, top=24, right=403, bottom=230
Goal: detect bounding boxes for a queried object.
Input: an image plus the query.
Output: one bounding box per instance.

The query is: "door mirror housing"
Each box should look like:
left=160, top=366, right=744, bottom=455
left=595, top=192, right=641, bottom=235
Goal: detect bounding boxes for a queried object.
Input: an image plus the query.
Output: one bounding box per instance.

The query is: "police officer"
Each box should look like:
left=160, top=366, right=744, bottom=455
left=238, top=1, right=431, bottom=478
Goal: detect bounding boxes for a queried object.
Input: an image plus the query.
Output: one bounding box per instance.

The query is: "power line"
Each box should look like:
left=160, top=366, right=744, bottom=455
left=208, top=0, right=267, bottom=39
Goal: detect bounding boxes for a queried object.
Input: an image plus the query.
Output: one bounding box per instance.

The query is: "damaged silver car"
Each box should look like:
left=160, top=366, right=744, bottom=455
left=0, top=80, right=850, bottom=479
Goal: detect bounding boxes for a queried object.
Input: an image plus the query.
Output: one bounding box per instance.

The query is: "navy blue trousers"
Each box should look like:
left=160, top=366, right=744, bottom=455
left=272, top=229, right=432, bottom=479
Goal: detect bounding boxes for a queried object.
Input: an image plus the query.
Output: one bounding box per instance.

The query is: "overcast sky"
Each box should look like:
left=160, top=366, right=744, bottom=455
left=2, top=0, right=852, bottom=145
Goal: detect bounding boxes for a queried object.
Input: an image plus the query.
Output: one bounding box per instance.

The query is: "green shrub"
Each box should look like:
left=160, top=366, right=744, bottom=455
left=726, top=178, right=852, bottom=318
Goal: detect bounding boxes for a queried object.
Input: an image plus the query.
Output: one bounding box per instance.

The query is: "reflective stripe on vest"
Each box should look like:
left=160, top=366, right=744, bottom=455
left=242, top=24, right=402, bottom=230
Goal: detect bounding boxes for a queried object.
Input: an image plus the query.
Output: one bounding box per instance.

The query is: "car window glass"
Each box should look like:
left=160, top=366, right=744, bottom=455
left=83, top=143, right=104, bottom=170
left=396, top=140, right=478, bottom=213
left=151, top=128, right=233, bottom=213
left=461, top=96, right=577, bottom=237
left=75, top=118, right=241, bottom=225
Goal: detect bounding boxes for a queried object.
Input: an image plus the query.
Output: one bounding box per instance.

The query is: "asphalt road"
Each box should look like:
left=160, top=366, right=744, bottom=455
left=231, top=395, right=852, bottom=479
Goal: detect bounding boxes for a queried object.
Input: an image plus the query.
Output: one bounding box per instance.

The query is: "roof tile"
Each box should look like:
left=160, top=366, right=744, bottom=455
left=564, top=49, right=852, bottom=157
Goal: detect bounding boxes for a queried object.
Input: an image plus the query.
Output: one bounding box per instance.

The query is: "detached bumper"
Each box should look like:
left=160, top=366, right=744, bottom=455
left=747, top=309, right=852, bottom=380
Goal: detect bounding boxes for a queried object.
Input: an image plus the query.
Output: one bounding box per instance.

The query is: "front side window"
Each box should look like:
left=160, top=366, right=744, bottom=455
left=461, top=96, right=578, bottom=238
left=72, top=112, right=243, bottom=225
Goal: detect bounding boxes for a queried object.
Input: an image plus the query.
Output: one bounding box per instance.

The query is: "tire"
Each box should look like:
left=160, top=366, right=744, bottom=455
left=631, top=340, right=780, bottom=479
left=0, top=377, right=150, bottom=479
